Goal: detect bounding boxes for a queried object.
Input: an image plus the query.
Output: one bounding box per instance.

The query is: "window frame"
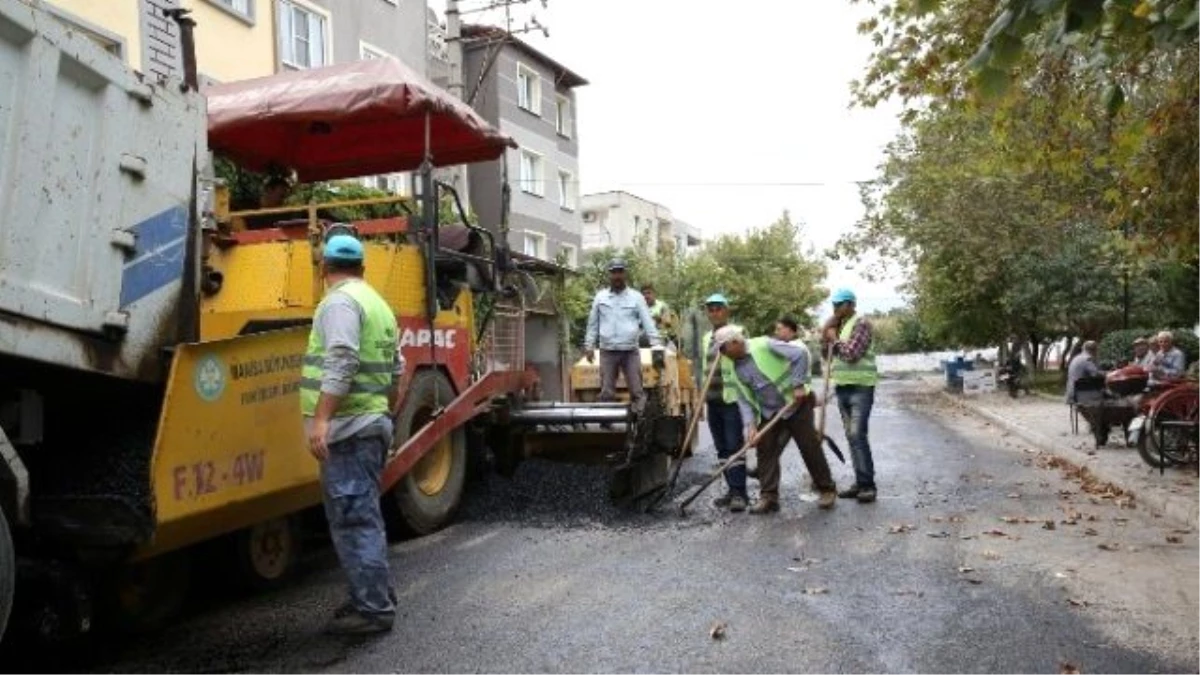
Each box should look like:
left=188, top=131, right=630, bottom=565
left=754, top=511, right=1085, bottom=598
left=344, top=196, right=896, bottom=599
left=559, top=243, right=578, bottom=269
left=516, top=62, right=542, bottom=116
left=206, top=0, right=255, bottom=23
left=555, top=94, right=572, bottom=137
left=522, top=231, right=547, bottom=259
left=277, top=0, right=332, bottom=71
left=519, top=149, right=545, bottom=197
left=557, top=169, right=575, bottom=211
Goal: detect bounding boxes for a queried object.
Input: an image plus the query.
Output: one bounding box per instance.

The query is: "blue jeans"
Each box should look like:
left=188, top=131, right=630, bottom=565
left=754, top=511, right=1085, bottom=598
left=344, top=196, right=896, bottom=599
left=321, top=428, right=395, bottom=619
left=706, top=400, right=746, bottom=498
left=835, top=385, right=876, bottom=489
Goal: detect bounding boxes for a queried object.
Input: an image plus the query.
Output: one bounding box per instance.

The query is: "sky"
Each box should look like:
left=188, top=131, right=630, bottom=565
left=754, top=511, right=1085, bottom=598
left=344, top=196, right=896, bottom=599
left=465, top=0, right=909, bottom=317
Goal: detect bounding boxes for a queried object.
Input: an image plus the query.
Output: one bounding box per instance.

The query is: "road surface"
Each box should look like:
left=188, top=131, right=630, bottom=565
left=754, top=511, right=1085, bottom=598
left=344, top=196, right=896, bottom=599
left=11, top=380, right=1200, bottom=673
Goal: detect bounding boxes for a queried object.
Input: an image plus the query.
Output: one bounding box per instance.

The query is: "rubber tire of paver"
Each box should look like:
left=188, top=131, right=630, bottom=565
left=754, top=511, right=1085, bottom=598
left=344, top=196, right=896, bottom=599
left=0, top=507, right=14, bottom=642
left=106, top=550, right=191, bottom=634
left=384, top=370, right=467, bottom=538
left=230, top=516, right=302, bottom=591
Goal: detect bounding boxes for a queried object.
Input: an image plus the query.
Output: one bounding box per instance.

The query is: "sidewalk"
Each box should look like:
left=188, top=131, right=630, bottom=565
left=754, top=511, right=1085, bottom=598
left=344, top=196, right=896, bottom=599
left=933, top=380, right=1199, bottom=528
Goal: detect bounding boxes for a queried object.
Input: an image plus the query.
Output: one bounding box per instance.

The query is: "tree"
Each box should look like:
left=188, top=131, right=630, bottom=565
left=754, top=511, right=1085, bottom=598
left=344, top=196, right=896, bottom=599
left=562, top=212, right=828, bottom=346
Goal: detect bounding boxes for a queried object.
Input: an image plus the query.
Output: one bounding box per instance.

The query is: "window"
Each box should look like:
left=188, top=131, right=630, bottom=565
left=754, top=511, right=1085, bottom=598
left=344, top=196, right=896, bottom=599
left=555, top=95, right=572, bottom=137
left=277, top=0, right=329, bottom=69
left=523, top=232, right=546, bottom=259
left=516, top=63, right=541, bottom=116
left=211, top=0, right=253, bottom=19
left=560, top=243, right=578, bottom=268
left=519, top=150, right=544, bottom=197
left=46, top=8, right=123, bottom=57
left=557, top=170, right=576, bottom=210
left=360, top=41, right=390, bottom=60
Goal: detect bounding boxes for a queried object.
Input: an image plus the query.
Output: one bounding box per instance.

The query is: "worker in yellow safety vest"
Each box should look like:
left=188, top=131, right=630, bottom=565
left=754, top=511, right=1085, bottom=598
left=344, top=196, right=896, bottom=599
left=300, top=234, right=404, bottom=635
left=700, top=294, right=749, bottom=512
left=714, top=325, right=837, bottom=514
left=641, top=283, right=677, bottom=345
left=820, top=288, right=879, bottom=504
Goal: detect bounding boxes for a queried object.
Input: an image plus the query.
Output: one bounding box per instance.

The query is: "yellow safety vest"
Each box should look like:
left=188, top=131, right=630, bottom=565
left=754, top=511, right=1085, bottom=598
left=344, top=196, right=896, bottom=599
left=701, top=323, right=744, bottom=404
left=832, top=314, right=878, bottom=387
left=300, top=279, right=397, bottom=417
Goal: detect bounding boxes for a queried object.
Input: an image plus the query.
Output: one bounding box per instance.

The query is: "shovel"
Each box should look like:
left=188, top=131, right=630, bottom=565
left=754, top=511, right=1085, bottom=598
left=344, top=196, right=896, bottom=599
left=817, top=345, right=846, bottom=464
left=679, top=401, right=797, bottom=515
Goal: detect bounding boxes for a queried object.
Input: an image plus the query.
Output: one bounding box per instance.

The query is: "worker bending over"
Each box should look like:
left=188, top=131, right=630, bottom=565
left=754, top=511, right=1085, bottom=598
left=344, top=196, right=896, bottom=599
left=301, top=234, right=403, bottom=635
left=714, top=325, right=837, bottom=514
left=584, top=258, right=661, bottom=412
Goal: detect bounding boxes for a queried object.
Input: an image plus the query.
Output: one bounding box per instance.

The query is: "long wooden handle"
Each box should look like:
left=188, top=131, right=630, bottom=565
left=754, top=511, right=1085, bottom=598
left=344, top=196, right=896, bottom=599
left=817, top=343, right=835, bottom=441
left=677, top=355, right=722, bottom=459
left=680, top=402, right=797, bottom=512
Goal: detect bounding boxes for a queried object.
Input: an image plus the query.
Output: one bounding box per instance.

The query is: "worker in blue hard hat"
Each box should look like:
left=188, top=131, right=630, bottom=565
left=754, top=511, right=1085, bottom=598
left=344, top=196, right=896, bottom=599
left=300, top=233, right=403, bottom=634
left=820, top=288, right=880, bottom=503
left=699, top=293, right=749, bottom=511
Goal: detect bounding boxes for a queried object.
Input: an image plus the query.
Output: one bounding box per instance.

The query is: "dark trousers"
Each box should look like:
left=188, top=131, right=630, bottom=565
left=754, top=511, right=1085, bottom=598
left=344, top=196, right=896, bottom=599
left=757, top=399, right=835, bottom=500
left=321, top=430, right=395, bottom=619
left=706, top=400, right=746, bottom=498
left=835, top=384, right=876, bottom=489
left=599, top=349, right=645, bottom=412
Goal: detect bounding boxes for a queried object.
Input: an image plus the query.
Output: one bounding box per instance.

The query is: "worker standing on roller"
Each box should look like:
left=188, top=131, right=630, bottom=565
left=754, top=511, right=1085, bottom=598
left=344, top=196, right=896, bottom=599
left=584, top=258, right=661, bottom=413
left=641, top=283, right=678, bottom=346
left=301, top=234, right=404, bottom=635
left=821, top=288, right=879, bottom=504
left=715, top=325, right=837, bottom=514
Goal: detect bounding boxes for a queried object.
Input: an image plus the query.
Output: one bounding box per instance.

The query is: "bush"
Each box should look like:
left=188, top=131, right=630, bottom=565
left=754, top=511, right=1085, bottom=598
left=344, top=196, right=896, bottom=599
left=1098, top=327, right=1198, bottom=367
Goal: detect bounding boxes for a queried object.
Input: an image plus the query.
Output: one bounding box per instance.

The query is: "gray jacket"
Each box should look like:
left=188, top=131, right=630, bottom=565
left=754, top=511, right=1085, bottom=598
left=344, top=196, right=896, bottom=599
left=584, top=287, right=661, bottom=351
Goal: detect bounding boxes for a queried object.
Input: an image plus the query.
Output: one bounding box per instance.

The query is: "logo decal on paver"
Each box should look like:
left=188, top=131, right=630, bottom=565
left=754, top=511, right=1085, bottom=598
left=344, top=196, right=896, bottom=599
left=194, top=354, right=226, bottom=402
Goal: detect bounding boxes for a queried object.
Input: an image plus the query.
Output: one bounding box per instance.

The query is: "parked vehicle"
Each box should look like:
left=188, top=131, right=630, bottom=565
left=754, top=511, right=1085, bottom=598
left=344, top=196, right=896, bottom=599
left=0, top=0, right=695, bottom=645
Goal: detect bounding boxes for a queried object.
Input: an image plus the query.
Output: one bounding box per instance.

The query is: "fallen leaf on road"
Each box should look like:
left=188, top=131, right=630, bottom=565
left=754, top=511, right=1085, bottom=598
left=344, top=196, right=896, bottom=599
left=1166, top=536, right=1182, bottom=544
left=803, top=587, right=829, bottom=595
left=1067, top=598, right=1089, bottom=608
left=928, top=516, right=945, bottom=523
left=892, top=589, right=924, bottom=597
left=983, top=550, right=1001, bottom=560
left=1054, top=572, right=1071, bottom=579
left=889, top=524, right=915, bottom=534
left=1043, top=520, right=1057, bottom=530
left=958, top=566, right=975, bottom=573
left=1060, top=661, right=1081, bottom=674
left=786, top=567, right=805, bottom=573
left=1007, top=493, right=1021, bottom=499
left=927, top=531, right=950, bottom=539
left=1021, top=516, right=1045, bottom=524
left=949, top=515, right=967, bottom=523
left=1084, top=528, right=1099, bottom=536
left=1085, top=514, right=1098, bottom=521
left=983, top=529, right=1009, bottom=537
left=1098, top=543, right=1120, bottom=551
left=1000, top=516, right=1020, bottom=524
left=964, top=577, right=984, bottom=585
left=1170, top=528, right=1191, bottom=535
left=709, top=621, right=726, bottom=640
left=960, top=535, right=976, bottom=540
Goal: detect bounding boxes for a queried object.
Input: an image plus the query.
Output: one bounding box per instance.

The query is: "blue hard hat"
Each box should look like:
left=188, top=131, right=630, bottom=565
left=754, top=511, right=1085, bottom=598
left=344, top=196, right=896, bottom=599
left=704, top=293, right=729, bottom=306
left=324, top=234, right=364, bottom=262
left=831, top=288, right=856, bottom=304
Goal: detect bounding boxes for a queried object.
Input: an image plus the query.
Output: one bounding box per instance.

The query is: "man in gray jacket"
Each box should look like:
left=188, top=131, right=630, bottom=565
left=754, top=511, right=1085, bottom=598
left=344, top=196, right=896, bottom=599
left=584, top=258, right=661, bottom=412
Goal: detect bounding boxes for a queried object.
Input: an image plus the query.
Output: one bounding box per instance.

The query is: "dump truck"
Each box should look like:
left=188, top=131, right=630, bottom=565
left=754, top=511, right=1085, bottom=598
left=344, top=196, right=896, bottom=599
left=0, top=0, right=696, bottom=644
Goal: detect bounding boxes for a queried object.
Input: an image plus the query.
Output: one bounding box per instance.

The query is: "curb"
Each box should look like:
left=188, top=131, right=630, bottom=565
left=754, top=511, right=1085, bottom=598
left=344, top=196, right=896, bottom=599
left=939, top=391, right=1199, bottom=529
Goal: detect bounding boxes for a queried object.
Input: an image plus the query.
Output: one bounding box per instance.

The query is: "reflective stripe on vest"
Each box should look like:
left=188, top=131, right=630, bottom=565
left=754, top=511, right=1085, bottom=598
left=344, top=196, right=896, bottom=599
left=832, top=314, right=878, bottom=387
left=702, top=323, right=743, bottom=404
left=731, top=337, right=806, bottom=420
left=300, top=279, right=398, bottom=417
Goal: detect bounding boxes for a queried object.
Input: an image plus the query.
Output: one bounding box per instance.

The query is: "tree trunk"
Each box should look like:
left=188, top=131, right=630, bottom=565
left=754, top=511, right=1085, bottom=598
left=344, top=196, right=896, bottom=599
left=1059, top=336, right=1075, bottom=372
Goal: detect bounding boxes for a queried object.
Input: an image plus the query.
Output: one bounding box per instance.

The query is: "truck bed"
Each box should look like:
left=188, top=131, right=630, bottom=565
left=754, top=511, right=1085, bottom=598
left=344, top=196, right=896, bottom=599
left=0, top=0, right=206, bottom=383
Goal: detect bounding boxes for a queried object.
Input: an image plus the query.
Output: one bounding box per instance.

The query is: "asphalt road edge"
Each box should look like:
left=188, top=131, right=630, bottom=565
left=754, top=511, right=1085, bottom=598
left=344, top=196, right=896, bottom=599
left=939, top=391, right=1199, bottom=529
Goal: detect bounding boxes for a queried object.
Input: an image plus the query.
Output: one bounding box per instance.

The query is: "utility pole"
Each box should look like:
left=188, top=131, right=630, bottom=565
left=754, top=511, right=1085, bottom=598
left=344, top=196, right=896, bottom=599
left=444, top=0, right=470, bottom=212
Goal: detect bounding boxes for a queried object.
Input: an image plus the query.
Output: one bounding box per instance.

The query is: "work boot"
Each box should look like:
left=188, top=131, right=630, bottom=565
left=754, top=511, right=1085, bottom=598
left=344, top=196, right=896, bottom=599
left=817, top=489, right=837, bottom=509
left=729, top=495, right=748, bottom=513
left=712, top=492, right=733, bottom=508
left=856, top=487, right=878, bottom=503
left=749, top=498, right=780, bottom=515
left=838, top=485, right=862, bottom=499
left=324, top=609, right=393, bottom=636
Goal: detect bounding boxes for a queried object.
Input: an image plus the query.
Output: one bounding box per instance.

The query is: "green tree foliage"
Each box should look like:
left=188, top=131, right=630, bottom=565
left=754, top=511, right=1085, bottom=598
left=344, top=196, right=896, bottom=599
left=562, top=212, right=828, bottom=345
left=869, top=307, right=942, bottom=354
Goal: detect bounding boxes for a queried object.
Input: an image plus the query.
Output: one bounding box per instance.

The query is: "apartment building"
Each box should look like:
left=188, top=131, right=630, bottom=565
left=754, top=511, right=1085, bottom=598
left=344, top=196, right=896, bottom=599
left=580, top=191, right=702, bottom=258
left=44, top=0, right=429, bottom=192
left=461, top=25, right=587, bottom=266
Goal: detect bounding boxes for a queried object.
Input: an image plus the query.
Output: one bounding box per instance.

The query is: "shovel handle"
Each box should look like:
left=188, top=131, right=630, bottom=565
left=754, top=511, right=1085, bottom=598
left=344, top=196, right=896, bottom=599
left=678, top=355, right=722, bottom=459
left=679, top=402, right=797, bottom=513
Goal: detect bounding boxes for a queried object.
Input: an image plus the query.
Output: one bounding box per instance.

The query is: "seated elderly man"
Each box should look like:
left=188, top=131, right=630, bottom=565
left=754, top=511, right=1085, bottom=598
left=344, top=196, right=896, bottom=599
left=1132, top=337, right=1155, bottom=369
left=1149, top=331, right=1187, bottom=384
left=1065, top=341, right=1105, bottom=404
